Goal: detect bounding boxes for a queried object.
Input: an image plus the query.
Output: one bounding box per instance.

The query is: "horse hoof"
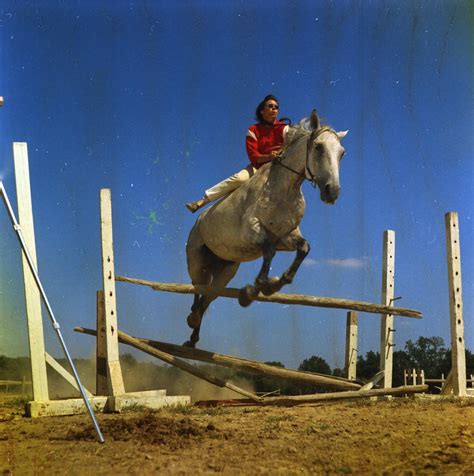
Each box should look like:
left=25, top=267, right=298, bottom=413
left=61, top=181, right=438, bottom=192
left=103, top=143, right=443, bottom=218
left=183, top=340, right=196, bottom=348
left=187, top=311, right=201, bottom=329
left=261, top=277, right=280, bottom=296
left=238, top=285, right=255, bottom=307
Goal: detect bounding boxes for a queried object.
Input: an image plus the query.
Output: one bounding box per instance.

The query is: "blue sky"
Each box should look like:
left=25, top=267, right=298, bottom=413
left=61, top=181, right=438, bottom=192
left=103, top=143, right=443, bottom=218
left=0, top=1, right=472, bottom=370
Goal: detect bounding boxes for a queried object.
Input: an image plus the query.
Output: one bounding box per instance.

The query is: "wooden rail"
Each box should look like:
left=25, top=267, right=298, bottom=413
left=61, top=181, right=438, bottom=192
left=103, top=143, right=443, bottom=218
left=75, top=327, right=428, bottom=406
left=261, top=385, right=429, bottom=406
left=75, top=326, right=361, bottom=391
left=115, top=275, right=423, bottom=319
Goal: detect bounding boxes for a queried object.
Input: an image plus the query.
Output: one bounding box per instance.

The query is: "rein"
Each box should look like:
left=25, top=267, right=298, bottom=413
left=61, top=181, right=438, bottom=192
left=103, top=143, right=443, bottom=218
left=274, top=126, right=337, bottom=188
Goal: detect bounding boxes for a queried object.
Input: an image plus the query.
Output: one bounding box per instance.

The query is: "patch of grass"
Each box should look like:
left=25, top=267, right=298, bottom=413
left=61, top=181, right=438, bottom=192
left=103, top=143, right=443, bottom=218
left=336, top=466, right=352, bottom=474
left=305, top=422, right=330, bottom=434
left=3, top=396, right=29, bottom=408
left=162, top=403, right=197, bottom=415
left=200, top=406, right=228, bottom=417
left=263, top=414, right=294, bottom=431
left=121, top=403, right=149, bottom=413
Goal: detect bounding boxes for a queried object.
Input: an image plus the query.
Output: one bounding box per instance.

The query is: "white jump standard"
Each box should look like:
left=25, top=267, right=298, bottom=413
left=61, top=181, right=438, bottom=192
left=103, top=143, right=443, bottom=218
left=0, top=180, right=104, bottom=443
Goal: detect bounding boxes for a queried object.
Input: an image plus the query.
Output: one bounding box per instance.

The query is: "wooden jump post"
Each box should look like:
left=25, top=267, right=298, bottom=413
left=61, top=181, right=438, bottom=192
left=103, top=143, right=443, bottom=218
left=2, top=148, right=189, bottom=420
left=441, top=212, right=468, bottom=397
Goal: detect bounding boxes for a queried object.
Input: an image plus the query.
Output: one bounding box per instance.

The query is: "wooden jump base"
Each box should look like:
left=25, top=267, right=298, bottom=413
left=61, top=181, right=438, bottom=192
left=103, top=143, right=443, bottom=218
left=75, top=326, right=427, bottom=406
left=115, top=275, right=422, bottom=319
left=75, top=326, right=362, bottom=391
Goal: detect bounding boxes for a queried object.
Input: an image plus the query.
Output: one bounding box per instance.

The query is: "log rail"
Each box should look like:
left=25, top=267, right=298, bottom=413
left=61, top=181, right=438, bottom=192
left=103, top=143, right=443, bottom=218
left=115, top=275, right=422, bottom=319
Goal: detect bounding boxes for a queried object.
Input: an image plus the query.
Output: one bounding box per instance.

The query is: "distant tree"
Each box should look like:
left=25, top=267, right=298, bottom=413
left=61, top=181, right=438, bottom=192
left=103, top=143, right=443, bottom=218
left=404, top=336, right=448, bottom=377
left=264, top=361, right=285, bottom=369
left=332, top=368, right=345, bottom=377
left=246, top=361, right=289, bottom=395
left=298, top=356, right=331, bottom=375
left=466, top=349, right=474, bottom=377
left=392, top=349, right=411, bottom=387
left=120, top=353, right=138, bottom=368
left=295, top=356, right=332, bottom=394
left=357, top=351, right=380, bottom=381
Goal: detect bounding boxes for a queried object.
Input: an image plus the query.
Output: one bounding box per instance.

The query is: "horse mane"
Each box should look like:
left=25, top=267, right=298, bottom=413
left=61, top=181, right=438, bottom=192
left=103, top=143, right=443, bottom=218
left=282, top=118, right=333, bottom=152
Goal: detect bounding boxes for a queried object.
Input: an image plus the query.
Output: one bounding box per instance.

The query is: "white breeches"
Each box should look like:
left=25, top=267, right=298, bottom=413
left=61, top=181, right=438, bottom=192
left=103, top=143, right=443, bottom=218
left=205, top=164, right=256, bottom=201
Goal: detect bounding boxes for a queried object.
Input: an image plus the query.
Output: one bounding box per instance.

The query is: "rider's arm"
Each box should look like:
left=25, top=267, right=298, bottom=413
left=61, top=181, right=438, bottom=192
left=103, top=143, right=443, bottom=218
left=246, top=128, right=276, bottom=166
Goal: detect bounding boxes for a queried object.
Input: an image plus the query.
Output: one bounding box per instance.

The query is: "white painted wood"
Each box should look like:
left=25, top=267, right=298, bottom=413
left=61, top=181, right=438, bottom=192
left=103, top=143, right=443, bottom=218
left=95, top=290, right=108, bottom=396
left=45, top=352, right=93, bottom=397
left=359, top=370, right=384, bottom=391
left=13, top=143, right=49, bottom=401
left=445, top=212, right=467, bottom=396
left=345, top=311, right=358, bottom=380
left=440, top=369, right=454, bottom=395
left=26, top=396, right=109, bottom=417
left=100, top=189, right=125, bottom=395
left=380, top=230, right=395, bottom=388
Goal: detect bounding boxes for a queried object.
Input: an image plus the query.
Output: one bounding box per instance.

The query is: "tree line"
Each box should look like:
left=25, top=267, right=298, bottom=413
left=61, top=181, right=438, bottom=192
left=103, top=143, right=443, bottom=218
left=1, top=336, right=472, bottom=398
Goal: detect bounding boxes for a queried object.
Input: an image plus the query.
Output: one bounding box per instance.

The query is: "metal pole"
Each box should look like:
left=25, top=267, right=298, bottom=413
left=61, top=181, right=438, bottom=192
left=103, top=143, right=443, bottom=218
left=0, top=182, right=104, bottom=443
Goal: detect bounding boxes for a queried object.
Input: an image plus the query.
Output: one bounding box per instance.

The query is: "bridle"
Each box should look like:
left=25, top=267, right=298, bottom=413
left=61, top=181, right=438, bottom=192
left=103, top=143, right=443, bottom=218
left=274, top=127, right=338, bottom=188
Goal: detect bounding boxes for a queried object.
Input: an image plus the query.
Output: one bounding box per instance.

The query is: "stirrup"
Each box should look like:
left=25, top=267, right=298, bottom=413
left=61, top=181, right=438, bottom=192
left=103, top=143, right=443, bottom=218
left=185, top=201, right=200, bottom=213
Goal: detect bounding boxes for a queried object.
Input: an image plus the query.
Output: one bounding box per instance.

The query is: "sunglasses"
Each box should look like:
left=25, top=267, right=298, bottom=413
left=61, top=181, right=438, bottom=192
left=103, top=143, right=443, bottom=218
left=265, top=103, right=279, bottom=110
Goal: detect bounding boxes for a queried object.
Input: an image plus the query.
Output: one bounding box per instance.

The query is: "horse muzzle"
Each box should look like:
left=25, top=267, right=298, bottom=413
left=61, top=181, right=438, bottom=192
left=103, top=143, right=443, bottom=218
left=321, top=183, right=340, bottom=204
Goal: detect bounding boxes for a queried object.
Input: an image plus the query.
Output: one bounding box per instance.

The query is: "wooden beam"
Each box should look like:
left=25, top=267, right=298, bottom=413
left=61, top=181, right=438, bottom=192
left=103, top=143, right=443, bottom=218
left=95, top=290, right=108, bottom=396
left=345, top=311, right=358, bottom=380
left=359, top=371, right=385, bottom=391
left=100, top=189, right=125, bottom=396
left=13, top=143, right=49, bottom=402
left=261, top=385, right=429, bottom=406
left=380, top=230, right=395, bottom=388
left=115, top=275, right=422, bottom=319
left=45, top=353, right=93, bottom=398
left=445, top=211, right=467, bottom=396
left=78, top=326, right=261, bottom=402
left=75, top=326, right=361, bottom=391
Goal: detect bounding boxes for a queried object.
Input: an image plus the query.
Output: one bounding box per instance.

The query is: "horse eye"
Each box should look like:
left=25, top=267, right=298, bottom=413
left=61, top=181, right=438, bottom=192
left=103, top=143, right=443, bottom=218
left=314, top=143, right=322, bottom=150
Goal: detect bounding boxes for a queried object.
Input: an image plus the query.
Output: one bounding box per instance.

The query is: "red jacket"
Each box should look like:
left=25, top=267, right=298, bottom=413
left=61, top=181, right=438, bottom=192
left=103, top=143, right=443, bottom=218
left=246, top=121, right=289, bottom=169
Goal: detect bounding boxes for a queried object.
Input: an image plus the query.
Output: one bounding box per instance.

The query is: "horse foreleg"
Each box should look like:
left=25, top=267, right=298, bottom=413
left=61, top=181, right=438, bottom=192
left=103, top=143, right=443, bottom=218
left=187, top=294, right=204, bottom=329
left=239, top=239, right=276, bottom=306
left=270, top=237, right=311, bottom=293
left=185, top=294, right=210, bottom=347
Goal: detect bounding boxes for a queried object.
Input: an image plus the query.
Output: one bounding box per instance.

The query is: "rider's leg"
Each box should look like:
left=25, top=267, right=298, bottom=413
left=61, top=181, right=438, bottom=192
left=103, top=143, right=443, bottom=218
left=186, top=165, right=256, bottom=213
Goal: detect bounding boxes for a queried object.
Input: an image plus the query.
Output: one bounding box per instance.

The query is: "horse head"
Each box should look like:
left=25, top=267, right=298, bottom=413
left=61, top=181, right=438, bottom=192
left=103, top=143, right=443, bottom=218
left=306, top=110, right=348, bottom=204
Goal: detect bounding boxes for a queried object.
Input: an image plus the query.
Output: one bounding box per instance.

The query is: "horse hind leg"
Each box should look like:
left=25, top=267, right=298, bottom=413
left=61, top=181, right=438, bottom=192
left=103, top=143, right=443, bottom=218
left=185, top=255, right=240, bottom=347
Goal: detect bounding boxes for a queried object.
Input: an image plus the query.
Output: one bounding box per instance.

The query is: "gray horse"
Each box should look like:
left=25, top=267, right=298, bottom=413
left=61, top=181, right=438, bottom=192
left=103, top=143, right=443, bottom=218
left=185, top=111, right=348, bottom=347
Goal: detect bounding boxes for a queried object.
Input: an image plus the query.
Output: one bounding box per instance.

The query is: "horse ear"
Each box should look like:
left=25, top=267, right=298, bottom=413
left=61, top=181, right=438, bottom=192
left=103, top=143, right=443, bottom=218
left=310, top=110, right=320, bottom=130
left=337, top=130, right=349, bottom=139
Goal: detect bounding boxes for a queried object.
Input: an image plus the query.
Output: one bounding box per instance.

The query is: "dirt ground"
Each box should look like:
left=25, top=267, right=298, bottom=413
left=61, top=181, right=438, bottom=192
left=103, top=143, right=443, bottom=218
left=0, top=394, right=473, bottom=475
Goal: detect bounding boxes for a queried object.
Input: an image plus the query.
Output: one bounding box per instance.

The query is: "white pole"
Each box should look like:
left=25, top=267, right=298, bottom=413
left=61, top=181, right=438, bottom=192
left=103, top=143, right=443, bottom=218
left=445, top=212, right=466, bottom=396
left=345, top=311, right=358, bottom=380
left=380, top=230, right=395, bottom=388
left=13, top=143, right=49, bottom=401
left=99, top=189, right=125, bottom=395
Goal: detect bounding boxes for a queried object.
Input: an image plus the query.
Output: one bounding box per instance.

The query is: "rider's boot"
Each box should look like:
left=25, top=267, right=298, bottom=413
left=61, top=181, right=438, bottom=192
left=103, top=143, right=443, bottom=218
left=185, top=196, right=210, bottom=213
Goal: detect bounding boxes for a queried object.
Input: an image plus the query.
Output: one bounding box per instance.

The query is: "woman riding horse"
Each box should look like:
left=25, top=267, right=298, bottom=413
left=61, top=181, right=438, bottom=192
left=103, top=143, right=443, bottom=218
left=184, top=106, right=348, bottom=347
left=186, top=94, right=289, bottom=213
